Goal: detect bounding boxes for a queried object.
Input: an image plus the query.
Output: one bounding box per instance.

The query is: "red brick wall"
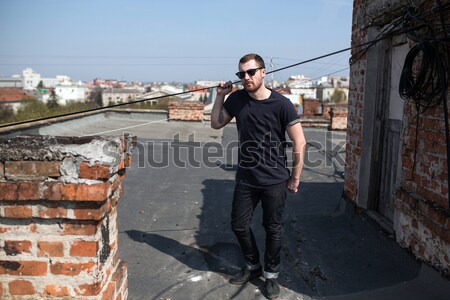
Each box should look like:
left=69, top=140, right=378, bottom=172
left=0, top=135, right=134, bottom=299
left=302, top=99, right=322, bottom=116
left=168, top=101, right=204, bottom=121
left=346, top=0, right=449, bottom=274
left=344, top=21, right=367, bottom=202
left=395, top=83, right=450, bottom=272
left=329, top=105, right=348, bottom=131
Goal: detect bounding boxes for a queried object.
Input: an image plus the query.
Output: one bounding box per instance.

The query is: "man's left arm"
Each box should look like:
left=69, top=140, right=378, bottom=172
left=286, top=122, right=306, bottom=193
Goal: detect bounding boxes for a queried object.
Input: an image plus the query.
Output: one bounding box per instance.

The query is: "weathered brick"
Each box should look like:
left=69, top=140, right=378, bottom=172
left=111, top=175, right=122, bottom=191
left=0, top=260, right=47, bottom=276
left=101, top=282, right=116, bottom=300
left=117, top=158, right=125, bottom=171
left=430, top=208, right=448, bottom=227
left=3, top=205, right=33, bottom=219
left=112, top=260, right=127, bottom=289
left=79, top=162, right=111, bottom=180
left=38, top=241, right=64, bottom=257
left=110, top=177, right=124, bottom=207
left=62, top=222, right=98, bottom=235
left=44, top=182, right=111, bottom=201
left=76, top=282, right=101, bottom=296
left=4, top=240, right=32, bottom=256
left=116, top=292, right=123, bottom=300
left=124, top=154, right=132, bottom=168
left=72, top=200, right=110, bottom=221
left=37, top=204, right=67, bottom=219
left=70, top=241, right=99, bottom=257
left=0, top=226, right=11, bottom=234
left=44, top=285, right=70, bottom=297
left=0, top=182, right=40, bottom=201
left=5, top=161, right=61, bottom=181
left=8, top=279, right=35, bottom=295
left=50, top=261, right=96, bottom=276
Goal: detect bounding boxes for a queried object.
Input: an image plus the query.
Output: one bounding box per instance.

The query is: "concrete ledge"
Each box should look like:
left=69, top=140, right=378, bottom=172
left=0, top=109, right=169, bottom=138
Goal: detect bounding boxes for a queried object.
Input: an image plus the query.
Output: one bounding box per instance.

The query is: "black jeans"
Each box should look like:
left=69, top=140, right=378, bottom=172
left=231, top=182, right=287, bottom=278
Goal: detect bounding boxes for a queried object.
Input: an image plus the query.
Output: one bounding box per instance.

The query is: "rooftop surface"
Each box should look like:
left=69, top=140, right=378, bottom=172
left=5, top=112, right=450, bottom=299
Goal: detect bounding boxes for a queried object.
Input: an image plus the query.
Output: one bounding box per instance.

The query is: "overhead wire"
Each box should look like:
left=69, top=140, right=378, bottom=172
left=307, top=52, right=350, bottom=80
left=0, top=49, right=355, bottom=129
left=0, top=6, right=445, bottom=131
left=0, top=34, right=399, bottom=129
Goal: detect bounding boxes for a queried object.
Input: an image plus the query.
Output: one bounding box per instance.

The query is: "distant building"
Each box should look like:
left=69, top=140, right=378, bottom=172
left=22, top=68, right=73, bottom=90
left=316, top=84, right=335, bottom=102
left=42, top=75, right=72, bottom=88
left=188, top=85, right=208, bottom=102
left=0, top=76, right=22, bottom=88
left=102, top=88, right=142, bottom=106
left=290, top=87, right=317, bottom=100
left=286, top=75, right=317, bottom=99
left=0, top=88, right=33, bottom=112
left=137, top=91, right=173, bottom=106
left=90, top=78, right=128, bottom=88
left=22, top=68, right=41, bottom=90
left=316, top=86, right=349, bottom=103
left=54, top=84, right=87, bottom=105
left=316, top=76, right=349, bottom=103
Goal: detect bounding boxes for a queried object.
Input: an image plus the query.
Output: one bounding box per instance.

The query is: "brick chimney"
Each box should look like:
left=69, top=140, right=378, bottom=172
left=0, top=134, right=135, bottom=299
left=168, top=101, right=205, bottom=121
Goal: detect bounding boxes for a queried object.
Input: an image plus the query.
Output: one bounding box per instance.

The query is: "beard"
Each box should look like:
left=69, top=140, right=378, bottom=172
left=243, top=79, right=264, bottom=93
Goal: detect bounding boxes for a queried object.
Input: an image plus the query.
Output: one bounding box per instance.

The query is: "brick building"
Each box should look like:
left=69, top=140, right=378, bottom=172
left=0, top=88, right=33, bottom=112
left=345, top=0, right=449, bottom=274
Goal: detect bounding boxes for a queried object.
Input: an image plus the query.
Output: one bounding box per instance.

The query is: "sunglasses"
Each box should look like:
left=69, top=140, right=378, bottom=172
left=235, top=67, right=263, bottom=79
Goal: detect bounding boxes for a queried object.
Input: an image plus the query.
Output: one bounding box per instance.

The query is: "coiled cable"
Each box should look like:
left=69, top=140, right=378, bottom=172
left=398, top=2, right=449, bottom=206
left=399, top=41, right=446, bottom=113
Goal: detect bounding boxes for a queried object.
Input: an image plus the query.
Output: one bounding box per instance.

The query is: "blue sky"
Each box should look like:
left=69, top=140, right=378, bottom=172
left=0, top=0, right=353, bottom=83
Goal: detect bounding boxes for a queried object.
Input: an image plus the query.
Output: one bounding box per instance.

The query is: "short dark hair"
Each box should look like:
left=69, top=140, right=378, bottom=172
left=239, top=53, right=265, bottom=69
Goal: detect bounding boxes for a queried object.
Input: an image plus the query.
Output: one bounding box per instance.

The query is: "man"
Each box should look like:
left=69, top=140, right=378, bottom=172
left=211, top=53, right=306, bottom=298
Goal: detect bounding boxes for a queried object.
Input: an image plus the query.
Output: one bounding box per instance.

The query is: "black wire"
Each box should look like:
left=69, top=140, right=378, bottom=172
left=0, top=86, right=211, bottom=129
left=349, top=2, right=450, bottom=66
left=0, top=29, right=413, bottom=131
left=398, top=1, right=450, bottom=207
left=0, top=11, right=444, bottom=131
left=399, top=41, right=445, bottom=112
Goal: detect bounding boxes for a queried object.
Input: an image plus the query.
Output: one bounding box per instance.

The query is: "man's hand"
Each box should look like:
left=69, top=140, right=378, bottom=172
left=286, top=122, right=306, bottom=193
left=211, top=81, right=233, bottom=129
left=217, top=81, right=233, bottom=96
left=287, top=176, right=300, bottom=193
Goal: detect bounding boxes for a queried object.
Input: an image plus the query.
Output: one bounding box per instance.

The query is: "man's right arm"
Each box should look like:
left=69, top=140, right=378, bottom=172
left=210, top=81, right=233, bottom=129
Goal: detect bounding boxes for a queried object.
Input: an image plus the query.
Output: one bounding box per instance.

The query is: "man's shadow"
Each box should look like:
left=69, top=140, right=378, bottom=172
left=125, top=230, right=270, bottom=295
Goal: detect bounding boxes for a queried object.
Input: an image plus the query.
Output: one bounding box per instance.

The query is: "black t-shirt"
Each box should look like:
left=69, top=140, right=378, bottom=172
left=223, top=89, right=300, bottom=187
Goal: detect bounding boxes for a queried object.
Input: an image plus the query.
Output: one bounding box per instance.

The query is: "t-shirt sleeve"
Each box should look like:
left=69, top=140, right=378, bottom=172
left=281, top=98, right=301, bottom=128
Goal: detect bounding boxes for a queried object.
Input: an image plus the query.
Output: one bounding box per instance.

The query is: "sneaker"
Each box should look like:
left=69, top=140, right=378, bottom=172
left=265, top=278, right=280, bottom=299
left=229, top=266, right=262, bottom=285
